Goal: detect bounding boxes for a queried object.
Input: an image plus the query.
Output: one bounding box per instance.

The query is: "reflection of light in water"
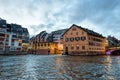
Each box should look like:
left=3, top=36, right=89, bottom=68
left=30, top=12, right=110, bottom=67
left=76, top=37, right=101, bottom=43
left=55, top=56, right=65, bottom=74
left=106, top=56, right=112, bottom=70
left=24, top=55, right=37, bottom=79
left=105, top=56, right=115, bottom=80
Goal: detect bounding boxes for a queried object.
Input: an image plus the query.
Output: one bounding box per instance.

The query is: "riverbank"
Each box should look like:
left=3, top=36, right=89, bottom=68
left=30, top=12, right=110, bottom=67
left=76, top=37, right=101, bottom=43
left=0, top=51, right=28, bottom=55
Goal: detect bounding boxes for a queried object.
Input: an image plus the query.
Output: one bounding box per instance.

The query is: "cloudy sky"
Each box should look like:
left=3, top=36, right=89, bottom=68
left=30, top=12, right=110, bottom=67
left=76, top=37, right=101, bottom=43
left=0, top=0, right=120, bottom=39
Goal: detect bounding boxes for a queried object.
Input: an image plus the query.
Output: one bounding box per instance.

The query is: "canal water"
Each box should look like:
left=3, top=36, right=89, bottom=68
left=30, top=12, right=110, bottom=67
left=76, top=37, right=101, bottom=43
left=0, top=55, right=120, bottom=80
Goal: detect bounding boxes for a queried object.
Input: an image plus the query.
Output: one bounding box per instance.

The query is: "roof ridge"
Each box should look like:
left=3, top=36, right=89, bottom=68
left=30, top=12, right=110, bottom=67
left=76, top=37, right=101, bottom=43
left=73, top=24, right=104, bottom=37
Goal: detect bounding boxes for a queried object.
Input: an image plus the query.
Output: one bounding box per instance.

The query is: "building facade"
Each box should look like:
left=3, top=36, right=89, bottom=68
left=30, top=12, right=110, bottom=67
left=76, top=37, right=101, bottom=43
left=30, top=29, right=67, bottom=55
left=62, top=24, right=106, bottom=55
left=0, top=18, right=7, bottom=52
left=33, top=42, right=58, bottom=55
left=30, top=31, right=58, bottom=55
left=0, top=18, right=29, bottom=54
left=51, top=29, right=67, bottom=54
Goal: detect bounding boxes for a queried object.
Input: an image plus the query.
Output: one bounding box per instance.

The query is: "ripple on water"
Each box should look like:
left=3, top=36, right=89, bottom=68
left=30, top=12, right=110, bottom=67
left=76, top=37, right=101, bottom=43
left=0, top=55, right=120, bottom=79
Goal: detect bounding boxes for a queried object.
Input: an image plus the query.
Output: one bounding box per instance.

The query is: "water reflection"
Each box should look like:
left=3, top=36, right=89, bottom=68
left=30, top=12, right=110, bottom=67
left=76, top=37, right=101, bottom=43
left=0, top=55, right=120, bottom=80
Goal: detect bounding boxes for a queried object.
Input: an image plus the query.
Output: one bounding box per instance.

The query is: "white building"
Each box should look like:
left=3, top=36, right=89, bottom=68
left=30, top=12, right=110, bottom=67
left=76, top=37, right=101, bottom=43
left=0, top=18, right=29, bottom=54
left=51, top=29, right=67, bottom=43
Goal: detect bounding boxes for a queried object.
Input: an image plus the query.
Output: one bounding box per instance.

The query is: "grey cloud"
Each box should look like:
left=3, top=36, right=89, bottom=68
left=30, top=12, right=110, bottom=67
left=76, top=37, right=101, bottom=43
left=0, top=0, right=120, bottom=39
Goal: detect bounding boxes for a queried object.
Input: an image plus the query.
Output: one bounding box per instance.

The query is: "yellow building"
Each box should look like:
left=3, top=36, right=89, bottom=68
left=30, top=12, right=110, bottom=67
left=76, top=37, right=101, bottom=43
left=62, top=24, right=106, bottom=55
left=22, top=43, right=29, bottom=52
left=33, top=42, right=58, bottom=55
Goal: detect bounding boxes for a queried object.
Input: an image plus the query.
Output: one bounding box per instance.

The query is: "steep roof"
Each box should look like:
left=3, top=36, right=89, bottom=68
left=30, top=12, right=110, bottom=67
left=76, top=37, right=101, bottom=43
left=62, top=24, right=105, bottom=38
left=22, top=28, right=29, bottom=34
left=52, top=29, right=67, bottom=34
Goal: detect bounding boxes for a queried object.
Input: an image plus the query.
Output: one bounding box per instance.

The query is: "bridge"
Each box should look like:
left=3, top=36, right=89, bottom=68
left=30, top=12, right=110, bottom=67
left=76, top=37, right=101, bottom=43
left=106, top=46, right=120, bottom=55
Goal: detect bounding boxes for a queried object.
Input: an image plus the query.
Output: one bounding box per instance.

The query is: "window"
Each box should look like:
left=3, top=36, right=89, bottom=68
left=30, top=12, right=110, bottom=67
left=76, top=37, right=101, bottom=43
left=82, top=46, right=85, bottom=50
left=71, top=33, right=73, bottom=35
left=70, top=37, right=74, bottom=42
left=41, top=43, right=43, bottom=46
left=76, top=32, right=78, bottom=35
left=81, top=36, right=86, bottom=41
left=76, top=46, right=79, bottom=50
left=72, top=27, right=76, bottom=31
left=82, top=32, right=84, bottom=35
left=71, top=46, right=74, bottom=50
left=38, top=43, right=40, bottom=46
left=48, top=43, right=50, bottom=46
left=75, top=37, right=80, bottom=41
left=19, top=43, right=21, bottom=46
left=89, top=37, right=90, bottom=40
left=65, top=38, right=69, bottom=42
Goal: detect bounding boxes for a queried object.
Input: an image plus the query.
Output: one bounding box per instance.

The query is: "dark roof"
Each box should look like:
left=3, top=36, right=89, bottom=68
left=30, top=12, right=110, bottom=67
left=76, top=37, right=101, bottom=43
left=62, top=24, right=105, bottom=38
left=22, top=28, right=29, bottom=34
left=52, top=29, right=68, bottom=34
left=10, top=24, right=23, bottom=33
left=0, top=18, right=6, bottom=28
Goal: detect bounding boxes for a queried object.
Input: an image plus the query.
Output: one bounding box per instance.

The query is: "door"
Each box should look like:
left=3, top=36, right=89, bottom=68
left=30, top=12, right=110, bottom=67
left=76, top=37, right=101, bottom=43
left=65, top=47, right=68, bottom=55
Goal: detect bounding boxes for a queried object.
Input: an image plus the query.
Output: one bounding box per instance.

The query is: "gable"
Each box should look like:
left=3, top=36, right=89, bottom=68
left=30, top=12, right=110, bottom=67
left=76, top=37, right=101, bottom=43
left=62, top=24, right=105, bottom=38
left=62, top=24, right=87, bottom=37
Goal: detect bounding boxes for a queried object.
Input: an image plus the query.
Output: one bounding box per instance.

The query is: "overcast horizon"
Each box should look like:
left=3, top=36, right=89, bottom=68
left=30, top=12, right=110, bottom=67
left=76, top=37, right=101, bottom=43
left=0, top=0, right=120, bottom=39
